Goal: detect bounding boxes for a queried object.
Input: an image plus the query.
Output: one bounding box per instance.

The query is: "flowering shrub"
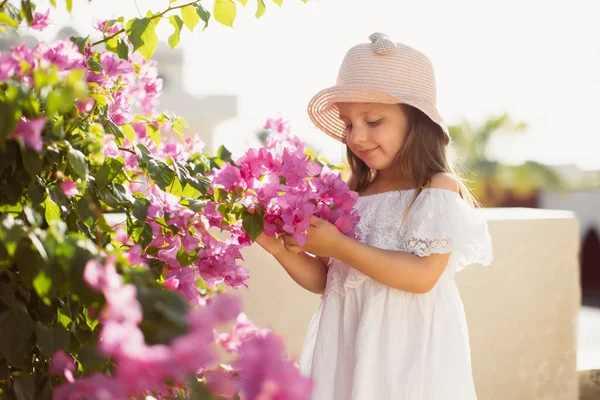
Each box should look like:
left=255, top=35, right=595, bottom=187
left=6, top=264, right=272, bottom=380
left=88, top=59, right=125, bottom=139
left=0, top=1, right=356, bottom=399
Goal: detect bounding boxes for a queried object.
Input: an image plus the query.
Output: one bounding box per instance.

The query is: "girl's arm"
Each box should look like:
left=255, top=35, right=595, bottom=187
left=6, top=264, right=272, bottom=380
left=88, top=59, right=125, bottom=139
left=255, top=233, right=328, bottom=295
left=282, top=173, right=458, bottom=294
left=330, top=237, right=450, bottom=293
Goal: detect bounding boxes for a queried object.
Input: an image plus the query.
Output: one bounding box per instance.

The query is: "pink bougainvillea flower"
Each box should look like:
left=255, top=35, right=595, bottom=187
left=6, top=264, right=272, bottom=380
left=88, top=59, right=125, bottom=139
left=83, top=256, right=122, bottom=293
left=93, top=19, right=123, bottom=36
left=0, top=54, right=19, bottom=80
left=10, top=117, right=46, bottom=152
left=53, top=373, right=127, bottom=400
left=30, top=9, right=51, bottom=31
left=60, top=179, right=78, bottom=197
left=49, top=350, right=76, bottom=382
left=76, top=97, right=95, bottom=113
left=35, top=40, right=84, bottom=71
left=233, top=333, right=313, bottom=400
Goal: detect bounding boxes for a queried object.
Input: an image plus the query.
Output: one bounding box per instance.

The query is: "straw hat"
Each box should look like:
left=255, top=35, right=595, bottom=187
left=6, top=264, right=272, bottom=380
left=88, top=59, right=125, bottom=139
left=307, top=32, right=450, bottom=143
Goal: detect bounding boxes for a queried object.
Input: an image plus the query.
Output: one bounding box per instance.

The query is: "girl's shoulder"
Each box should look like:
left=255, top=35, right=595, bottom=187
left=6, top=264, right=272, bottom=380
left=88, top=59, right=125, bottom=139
left=427, top=172, right=460, bottom=194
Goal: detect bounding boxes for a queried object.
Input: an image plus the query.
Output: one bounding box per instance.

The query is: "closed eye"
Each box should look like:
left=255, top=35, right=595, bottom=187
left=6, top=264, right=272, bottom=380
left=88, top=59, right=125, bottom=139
left=367, top=119, right=382, bottom=127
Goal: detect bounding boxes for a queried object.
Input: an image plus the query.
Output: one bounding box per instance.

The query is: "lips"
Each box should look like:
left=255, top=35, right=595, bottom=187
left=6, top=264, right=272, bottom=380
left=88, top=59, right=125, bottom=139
left=359, top=147, right=379, bottom=157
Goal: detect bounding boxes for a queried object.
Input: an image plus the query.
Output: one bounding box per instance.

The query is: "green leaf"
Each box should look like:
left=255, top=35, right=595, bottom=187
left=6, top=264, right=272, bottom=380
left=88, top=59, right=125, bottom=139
left=242, top=210, right=263, bottom=241
left=37, top=381, right=53, bottom=400
left=131, top=222, right=153, bottom=248
left=147, top=124, right=161, bottom=146
left=181, top=4, right=200, bottom=31
left=214, top=0, right=236, bottom=27
left=0, top=283, right=26, bottom=313
left=66, top=0, right=73, bottom=12
left=172, top=120, right=184, bottom=138
left=87, top=56, right=103, bottom=73
left=238, top=0, right=248, bottom=5
left=0, top=102, right=21, bottom=141
left=132, top=195, right=150, bottom=222
left=71, top=35, right=90, bottom=54
left=57, top=308, right=72, bottom=329
left=188, top=377, right=214, bottom=399
left=214, top=188, right=228, bottom=202
left=34, top=323, right=70, bottom=358
left=186, top=175, right=210, bottom=195
left=273, top=0, right=283, bottom=5
left=21, top=147, right=43, bottom=179
left=134, top=144, right=151, bottom=168
left=168, top=177, right=184, bottom=196
left=96, top=156, right=125, bottom=188
left=181, top=183, right=200, bottom=198
left=217, top=145, right=232, bottom=163
left=256, top=0, right=266, bottom=18
left=32, top=270, right=52, bottom=304
left=0, top=12, right=18, bottom=28
left=28, top=232, right=48, bottom=262
left=146, top=10, right=160, bottom=26
left=84, top=307, right=99, bottom=331
left=117, top=39, right=129, bottom=60
left=196, top=4, right=211, bottom=30
left=104, top=119, right=124, bottom=142
left=23, top=206, right=42, bottom=227
left=12, top=372, right=34, bottom=400
left=0, top=215, right=21, bottom=259
left=168, top=15, right=184, bottom=49
left=0, top=310, right=34, bottom=368
left=44, top=196, right=61, bottom=222
left=21, top=1, right=34, bottom=24
left=148, top=160, right=175, bottom=190
left=67, top=149, right=88, bottom=181
left=77, top=344, right=107, bottom=371
left=122, top=124, right=136, bottom=143
left=127, top=17, right=159, bottom=61
left=27, top=181, right=46, bottom=206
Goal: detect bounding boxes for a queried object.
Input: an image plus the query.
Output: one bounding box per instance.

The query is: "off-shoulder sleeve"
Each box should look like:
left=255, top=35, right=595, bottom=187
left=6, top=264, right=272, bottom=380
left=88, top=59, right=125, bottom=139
left=403, top=189, right=493, bottom=271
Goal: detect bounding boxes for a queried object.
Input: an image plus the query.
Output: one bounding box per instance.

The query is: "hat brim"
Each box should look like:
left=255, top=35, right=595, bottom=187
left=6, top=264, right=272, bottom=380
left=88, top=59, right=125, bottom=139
left=307, top=85, right=449, bottom=144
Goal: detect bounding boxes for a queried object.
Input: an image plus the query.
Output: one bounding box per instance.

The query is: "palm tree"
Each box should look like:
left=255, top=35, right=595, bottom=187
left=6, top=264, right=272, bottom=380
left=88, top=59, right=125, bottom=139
left=448, top=114, right=565, bottom=207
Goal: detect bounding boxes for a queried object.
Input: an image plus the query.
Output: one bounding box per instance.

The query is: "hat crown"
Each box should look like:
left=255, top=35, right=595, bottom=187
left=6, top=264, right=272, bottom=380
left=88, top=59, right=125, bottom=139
left=336, top=37, right=438, bottom=105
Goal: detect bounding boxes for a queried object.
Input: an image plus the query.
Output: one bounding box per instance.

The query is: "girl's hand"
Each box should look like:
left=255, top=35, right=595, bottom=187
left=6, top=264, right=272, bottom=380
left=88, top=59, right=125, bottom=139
left=247, top=204, right=286, bottom=256
left=255, top=232, right=286, bottom=256
left=281, top=216, right=344, bottom=257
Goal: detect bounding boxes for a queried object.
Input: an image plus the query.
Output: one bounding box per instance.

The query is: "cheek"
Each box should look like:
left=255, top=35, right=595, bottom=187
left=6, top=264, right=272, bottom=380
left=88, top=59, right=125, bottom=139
left=372, top=128, right=405, bottom=152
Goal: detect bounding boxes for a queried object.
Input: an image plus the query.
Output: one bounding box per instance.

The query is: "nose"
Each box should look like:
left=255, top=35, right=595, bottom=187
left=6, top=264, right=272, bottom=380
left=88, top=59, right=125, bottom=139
left=347, top=124, right=368, bottom=146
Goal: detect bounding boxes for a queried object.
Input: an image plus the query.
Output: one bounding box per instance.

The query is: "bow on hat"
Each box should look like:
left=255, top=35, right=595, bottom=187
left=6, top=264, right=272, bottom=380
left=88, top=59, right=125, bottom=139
left=368, top=32, right=397, bottom=55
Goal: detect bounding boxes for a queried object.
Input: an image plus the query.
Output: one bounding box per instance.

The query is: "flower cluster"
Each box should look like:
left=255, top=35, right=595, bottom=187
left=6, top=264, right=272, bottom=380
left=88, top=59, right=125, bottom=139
left=213, top=118, right=361, bottom=247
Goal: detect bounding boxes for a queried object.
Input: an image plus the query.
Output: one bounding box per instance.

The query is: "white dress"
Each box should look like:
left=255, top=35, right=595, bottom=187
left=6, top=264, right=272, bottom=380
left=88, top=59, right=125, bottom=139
left=299, top=188, right=493, bottom=400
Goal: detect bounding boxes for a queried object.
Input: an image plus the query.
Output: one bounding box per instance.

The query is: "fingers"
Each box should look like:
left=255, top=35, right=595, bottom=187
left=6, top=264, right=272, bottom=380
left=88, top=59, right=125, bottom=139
left=280, top=234, right=305, bottom=253
left=284, top=244, right=303, bottom=254
left=309, top=215, right=325, bottom=228
left=281, top=234, right=298, bottom=246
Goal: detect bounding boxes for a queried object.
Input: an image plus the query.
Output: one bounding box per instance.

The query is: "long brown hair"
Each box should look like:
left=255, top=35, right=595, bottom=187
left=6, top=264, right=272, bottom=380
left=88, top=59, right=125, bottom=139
left=346, top=104, right=480, bottom=220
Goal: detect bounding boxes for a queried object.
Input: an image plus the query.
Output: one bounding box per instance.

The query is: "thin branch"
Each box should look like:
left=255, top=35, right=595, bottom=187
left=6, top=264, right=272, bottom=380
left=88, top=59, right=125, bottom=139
left=91, top=1, right=200, bottom=47
left=118, top=147, right=136, bottom=155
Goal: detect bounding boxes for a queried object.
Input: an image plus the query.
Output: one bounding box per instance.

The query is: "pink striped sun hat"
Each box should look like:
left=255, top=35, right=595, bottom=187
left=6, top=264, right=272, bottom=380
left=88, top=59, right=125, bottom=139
left=307, top=32, right=450, bottom=144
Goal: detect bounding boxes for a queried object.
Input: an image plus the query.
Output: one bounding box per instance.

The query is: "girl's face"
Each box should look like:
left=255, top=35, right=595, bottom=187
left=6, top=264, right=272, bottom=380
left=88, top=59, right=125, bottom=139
left=337, top=102, right=411, bottom=172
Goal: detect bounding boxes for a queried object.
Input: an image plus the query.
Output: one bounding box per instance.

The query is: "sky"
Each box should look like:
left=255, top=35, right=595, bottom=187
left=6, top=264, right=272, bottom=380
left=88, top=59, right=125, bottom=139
left=22, top=0, right=600, bottom=170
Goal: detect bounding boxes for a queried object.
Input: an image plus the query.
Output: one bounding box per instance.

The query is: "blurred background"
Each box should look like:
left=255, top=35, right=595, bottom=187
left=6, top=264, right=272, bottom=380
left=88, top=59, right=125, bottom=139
left=3, top=0, right=599, bottom=397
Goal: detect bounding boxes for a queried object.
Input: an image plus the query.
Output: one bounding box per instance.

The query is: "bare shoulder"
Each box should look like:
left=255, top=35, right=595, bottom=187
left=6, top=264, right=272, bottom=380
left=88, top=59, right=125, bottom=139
left=428, top=172, right=460, bottom=193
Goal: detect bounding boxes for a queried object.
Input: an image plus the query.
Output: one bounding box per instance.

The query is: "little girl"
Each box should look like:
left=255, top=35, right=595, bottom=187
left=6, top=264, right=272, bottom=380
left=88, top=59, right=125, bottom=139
left=256, top=32, right=493, bottom=400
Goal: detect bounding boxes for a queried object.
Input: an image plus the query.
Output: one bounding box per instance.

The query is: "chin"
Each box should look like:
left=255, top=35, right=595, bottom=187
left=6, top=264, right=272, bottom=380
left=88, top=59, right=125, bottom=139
left=364, top=159, right=393, bottom=171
